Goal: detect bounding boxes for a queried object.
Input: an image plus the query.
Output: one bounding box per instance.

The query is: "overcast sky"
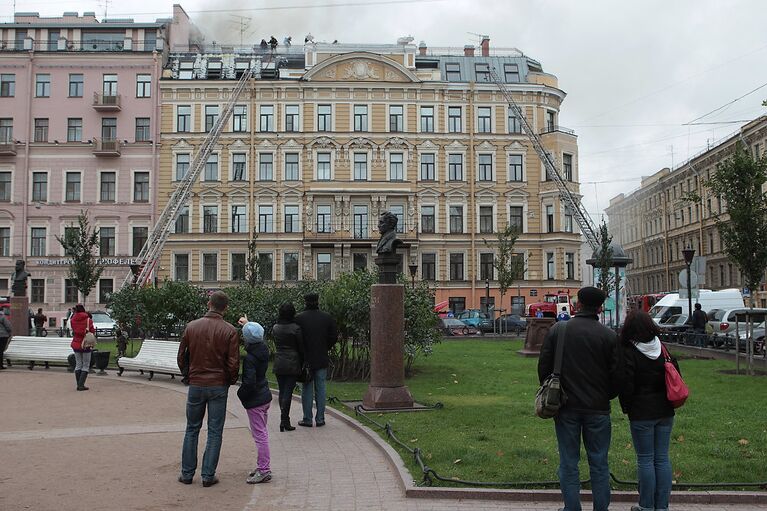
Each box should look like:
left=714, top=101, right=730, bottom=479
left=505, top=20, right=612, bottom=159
left=5, top=0, right=766, bottom=221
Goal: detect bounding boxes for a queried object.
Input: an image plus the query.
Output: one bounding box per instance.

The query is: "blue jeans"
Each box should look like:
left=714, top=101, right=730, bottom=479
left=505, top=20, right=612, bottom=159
left=630, top=417, right=674, bottom=511
left=554, top=410, right=612, bottom=511
left=181, top=385, right=229, bottom=481
left=301, top=368, right=327, bottom=423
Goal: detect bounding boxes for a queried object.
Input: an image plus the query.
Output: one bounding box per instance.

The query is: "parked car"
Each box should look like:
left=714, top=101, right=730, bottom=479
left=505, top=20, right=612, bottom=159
left=706, top=308, right=767, bottom=336
left=494, top=314, right=527, bottom=335
left=658, top=314, right=690, bottom=332
left=737, top=320, right=766, bottom=355
left=91, top=310, right=117, bottom=338
left=439, top=318, right=479, bottom=336
left=456, top=309, right=493, bottom=333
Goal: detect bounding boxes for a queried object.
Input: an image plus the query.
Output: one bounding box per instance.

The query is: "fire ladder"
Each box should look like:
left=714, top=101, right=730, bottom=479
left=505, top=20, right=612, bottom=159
left=490, top=67, right=600, bottom=252
left=121, top=65, right=255, bottom=289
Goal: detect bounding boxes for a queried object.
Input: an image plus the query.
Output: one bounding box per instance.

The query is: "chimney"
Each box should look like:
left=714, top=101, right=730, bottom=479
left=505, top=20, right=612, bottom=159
left=464, top=45, right=474, bottom=57
left=480, top=35, right=490, bottom=57
left=418, top=40, right=427, bottom=56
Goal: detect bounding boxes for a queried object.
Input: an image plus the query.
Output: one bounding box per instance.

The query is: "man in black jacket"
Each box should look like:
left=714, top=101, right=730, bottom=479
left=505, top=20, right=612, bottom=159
left=538, top=286, right=620, bottom=511
left=295, top=293, right=337, bottom=427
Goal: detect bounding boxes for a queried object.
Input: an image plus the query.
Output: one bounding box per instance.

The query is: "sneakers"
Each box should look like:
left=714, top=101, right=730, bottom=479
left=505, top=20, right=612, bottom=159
left=246, top=470, right=272, bottom=484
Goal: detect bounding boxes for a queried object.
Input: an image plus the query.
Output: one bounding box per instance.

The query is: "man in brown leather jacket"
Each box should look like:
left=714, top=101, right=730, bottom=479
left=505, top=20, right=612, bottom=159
left=177, top=291, right=240, bottom=488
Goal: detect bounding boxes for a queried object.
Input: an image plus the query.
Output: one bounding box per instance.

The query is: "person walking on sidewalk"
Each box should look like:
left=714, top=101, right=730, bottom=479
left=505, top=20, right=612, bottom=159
left=295, top=293, right=337, bottom=427
left=236, top=317, right=273, bottom=484
left=0, top=312, right=11, bottom=370
left=70, top=304, right=96, bottom=390
left=538, top=286, right=622, bottom=511
left=177, top=291, right=240, bottom=488
left=33, top=308, right=47, bottom=337
left=272, top=302, right=304, bottom=432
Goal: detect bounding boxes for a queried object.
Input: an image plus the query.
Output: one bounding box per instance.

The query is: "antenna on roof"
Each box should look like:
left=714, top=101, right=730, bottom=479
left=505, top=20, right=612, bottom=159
left=229, top=14, right=254, bottom=47
left=99, top=0, right=112, bottom=20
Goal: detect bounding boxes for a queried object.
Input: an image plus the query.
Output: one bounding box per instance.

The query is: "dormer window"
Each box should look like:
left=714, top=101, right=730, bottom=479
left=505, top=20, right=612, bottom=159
left=445, top=63, right=461, bottom=81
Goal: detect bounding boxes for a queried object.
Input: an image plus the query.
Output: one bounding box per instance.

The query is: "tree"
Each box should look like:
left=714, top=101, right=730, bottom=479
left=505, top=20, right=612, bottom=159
left=245, top=225, right=260, bottom=287
left=483, top=224, right=525, bottom=317
left=56, top=210, right=104, bottom=300
left=593, top=220, right=615, bottom=297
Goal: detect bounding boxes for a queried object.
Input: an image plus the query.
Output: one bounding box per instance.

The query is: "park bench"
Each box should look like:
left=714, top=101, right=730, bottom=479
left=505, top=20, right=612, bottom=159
left=117, top=339, right=183, bottom=381
left=4, top=336, right=72, bottom=369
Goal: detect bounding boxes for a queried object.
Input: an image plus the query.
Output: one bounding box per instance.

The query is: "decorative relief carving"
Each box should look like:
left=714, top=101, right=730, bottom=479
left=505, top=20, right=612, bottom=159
left=342, top=60, right=381, bottom=80
left=323, top=67, right=337, bottom=79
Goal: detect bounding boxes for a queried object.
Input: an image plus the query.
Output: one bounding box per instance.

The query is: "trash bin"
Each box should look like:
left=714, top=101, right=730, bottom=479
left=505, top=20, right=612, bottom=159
left=92, top=350, right=111, bottom=375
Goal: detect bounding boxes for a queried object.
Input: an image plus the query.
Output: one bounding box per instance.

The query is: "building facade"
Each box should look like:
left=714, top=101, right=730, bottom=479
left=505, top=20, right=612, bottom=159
left=606, top=116, right=767, bottom=307
left=157, top=39, right=583, bottom=313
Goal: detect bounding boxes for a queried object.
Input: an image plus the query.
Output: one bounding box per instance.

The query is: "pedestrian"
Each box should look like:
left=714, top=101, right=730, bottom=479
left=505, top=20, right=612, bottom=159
left=70, top=304, right=96, bottom=391
left=557, top=306, right=570, bottom=322
left=295, top=293, right=337, bottom=427
left=115, top=324, right=128, bottom=358
left=0, top=311, right=11, bottom=369
left=236, top=316, right=273, bottom=484
left=690, top=302, right=707, bottom=346
left=535, top=309, right=544, bottom=318
left=177, top=290, right=240, bottom=487
left=34, top=308, right=47, bottom=336
left=537, top=286, right=621, bottom=511
left=619, top=310, right=678, bottom=511
left=272, top=302, right=304, bottom=432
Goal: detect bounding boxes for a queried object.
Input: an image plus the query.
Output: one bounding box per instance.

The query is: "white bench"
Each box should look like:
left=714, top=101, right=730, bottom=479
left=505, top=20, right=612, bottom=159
left=117, top=339, right=183, bottom=381
left=4, top=336, right=73, bottom=369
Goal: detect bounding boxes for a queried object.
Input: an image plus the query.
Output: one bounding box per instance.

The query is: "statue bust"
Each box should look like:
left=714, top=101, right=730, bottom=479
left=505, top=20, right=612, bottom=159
left=11, top=259, right=30, bottom=297
left=375, top=211, right=402, bottom=255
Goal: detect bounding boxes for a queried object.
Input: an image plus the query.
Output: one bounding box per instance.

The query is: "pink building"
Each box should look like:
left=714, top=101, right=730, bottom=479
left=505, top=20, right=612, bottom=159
left=0, top=7, right=193, bottom=326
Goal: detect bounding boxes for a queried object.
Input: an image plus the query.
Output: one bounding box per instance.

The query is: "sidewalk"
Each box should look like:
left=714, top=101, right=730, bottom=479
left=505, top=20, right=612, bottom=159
left=1, top=367, right=765, bottom=511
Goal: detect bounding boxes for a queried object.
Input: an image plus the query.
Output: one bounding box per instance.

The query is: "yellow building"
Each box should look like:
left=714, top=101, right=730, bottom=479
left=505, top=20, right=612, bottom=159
left=156, top=39, right=582, bottom=314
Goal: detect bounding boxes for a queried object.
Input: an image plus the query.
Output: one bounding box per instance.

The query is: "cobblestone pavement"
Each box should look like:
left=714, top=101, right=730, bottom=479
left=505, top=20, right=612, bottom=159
left=1, top=368, right=765, bottom=511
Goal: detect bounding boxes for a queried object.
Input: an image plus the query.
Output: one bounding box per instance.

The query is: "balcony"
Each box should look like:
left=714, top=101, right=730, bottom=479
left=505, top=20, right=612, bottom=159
left=0, top=142, right=16, bottom=156
left=92, top=138, right=121, bottom=157
left=92, top=93, right=121, bottom=111
left=540, top=124, right=576, bottom=136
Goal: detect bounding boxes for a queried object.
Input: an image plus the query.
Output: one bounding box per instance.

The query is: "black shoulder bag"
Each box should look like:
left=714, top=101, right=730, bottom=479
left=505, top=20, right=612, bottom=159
left=535, top=322, right=568, bottom=419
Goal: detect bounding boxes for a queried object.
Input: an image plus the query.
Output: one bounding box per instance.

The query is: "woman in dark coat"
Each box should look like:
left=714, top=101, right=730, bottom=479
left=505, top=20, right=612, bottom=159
left=619, top=311, right=679, bottom=511
left=271, top=303, right=304, bottom=432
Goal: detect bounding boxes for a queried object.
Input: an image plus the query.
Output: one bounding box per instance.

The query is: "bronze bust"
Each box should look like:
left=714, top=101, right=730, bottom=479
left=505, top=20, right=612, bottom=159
left=375, top=211, right=402, bottom=255
left=11, top=259, right=30, bottom=297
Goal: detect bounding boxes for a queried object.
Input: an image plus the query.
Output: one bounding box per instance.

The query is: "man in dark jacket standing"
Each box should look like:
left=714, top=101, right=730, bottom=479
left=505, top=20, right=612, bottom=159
left=0, top=311, right=11, bottom=369
left=538, top=286, right=620, bottom=511
left=295, top=293, right=337, bottom=427
left=691, top=303, right=707, bottom=343
left=177, top=291, right=240, bottom=487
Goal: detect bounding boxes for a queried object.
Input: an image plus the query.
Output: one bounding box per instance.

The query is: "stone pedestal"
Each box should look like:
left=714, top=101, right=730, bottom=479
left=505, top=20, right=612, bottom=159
left=10, top=296, right=30, bottom=337
left=518, top=317, right=555, bottom=357
left=363, top=284, right=414, bottom=409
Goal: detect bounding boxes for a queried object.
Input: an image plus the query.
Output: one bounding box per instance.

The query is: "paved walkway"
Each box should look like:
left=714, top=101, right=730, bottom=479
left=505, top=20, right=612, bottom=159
left=1, top=367, right=765, bottom=511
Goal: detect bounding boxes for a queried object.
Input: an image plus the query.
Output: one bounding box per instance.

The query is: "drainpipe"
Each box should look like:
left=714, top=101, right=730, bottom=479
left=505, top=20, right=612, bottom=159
left=21, top=50, right=34, bottom=264
left=151, top=51, right=160, bottom=274
left=468, top=82, right=476, bottom=306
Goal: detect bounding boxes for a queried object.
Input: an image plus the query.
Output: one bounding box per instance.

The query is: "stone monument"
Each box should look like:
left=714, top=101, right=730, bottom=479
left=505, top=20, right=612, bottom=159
left=10, top=259, right=30, bottom=336
left=517, top=317, right=555, bottom=357
left=363, top=212, right=414, bottom=409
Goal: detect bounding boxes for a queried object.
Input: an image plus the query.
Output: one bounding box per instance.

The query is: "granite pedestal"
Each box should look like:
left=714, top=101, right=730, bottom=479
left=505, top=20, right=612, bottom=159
left=517, top=317, right=555, bottom=357
left=10, top=296, right=30, bottom=337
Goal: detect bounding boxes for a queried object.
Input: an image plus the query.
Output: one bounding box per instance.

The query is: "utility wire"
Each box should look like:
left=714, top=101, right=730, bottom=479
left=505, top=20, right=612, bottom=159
left=684, top=80, right=767, bottom=125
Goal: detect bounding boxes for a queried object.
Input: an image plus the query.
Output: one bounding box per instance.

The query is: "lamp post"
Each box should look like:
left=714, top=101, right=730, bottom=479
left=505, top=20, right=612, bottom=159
left=408, top=261, right=418, bottom=289
left=682, top=245, right=695, bottom=324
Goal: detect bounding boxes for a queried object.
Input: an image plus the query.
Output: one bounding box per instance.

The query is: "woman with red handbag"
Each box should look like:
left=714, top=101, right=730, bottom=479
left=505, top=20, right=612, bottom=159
left=619, top=311, right=682, bottom=511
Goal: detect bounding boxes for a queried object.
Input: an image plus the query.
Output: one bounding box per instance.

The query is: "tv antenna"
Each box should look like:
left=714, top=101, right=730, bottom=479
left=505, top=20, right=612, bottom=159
left=229, top=14, right=254, bottom=46
left=99, top=0, right=112, bottom=19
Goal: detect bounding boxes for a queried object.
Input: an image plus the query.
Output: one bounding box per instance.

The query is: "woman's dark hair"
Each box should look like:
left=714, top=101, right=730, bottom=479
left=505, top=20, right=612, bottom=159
left=620, top=310, right=661, bottom=344
left=74, top=304, right=86, bottom=313
left=278, top=302, right=296, bottom=322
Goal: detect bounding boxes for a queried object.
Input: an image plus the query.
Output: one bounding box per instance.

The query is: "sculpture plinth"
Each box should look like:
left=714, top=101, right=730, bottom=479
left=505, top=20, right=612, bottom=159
left=518, top=317, right=555, bottom=357
left=10, top=296, right=30, bottom=337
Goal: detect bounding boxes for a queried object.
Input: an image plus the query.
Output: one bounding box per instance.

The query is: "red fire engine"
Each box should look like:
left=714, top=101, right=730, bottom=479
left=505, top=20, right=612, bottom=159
left=527, top=290, right=575, bottom=318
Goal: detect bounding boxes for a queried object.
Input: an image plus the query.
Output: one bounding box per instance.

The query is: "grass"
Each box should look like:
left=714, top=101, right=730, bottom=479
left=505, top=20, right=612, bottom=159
left=326, top=339, right=767, bottom=488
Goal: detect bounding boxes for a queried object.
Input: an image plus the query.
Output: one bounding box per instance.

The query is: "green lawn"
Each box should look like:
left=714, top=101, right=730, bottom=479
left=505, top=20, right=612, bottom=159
left=326, top=339, right=767, bottom=488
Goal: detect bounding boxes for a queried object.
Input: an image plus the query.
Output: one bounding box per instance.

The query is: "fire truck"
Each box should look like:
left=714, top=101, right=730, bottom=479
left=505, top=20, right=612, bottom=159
left=527, top=290, right=575, bottom=318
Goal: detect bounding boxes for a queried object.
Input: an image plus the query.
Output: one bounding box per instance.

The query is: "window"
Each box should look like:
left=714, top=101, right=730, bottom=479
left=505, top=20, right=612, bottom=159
left=389, top=105, right=403, bottom=132
left=420, top=106, right=434, bottom=132
left=232, top=153, right=247, bottom=181
left=448, top=106, right=462, bottom=132
left=174, top=254, right=189, bottom=281
left=564, top=206, right=573, bottom=233
left=65, top=172, right=81, bottom=202
left=175, top=206, right=189, bottom=233
left=478, top=154, right=493, bottom=181
left=509, top=206, right=523, bottom=232
left=65, top=279, right=78, bottom=303
left=259, top=105, right=274, bottom=132
left=100, top=172, right=115, bottom=202
left=204, top=154, right=219, bottom=181
left=257, top=253, right=273, bottom=282
left=203, top=206, right=218, bottom=233
left=353, top=153, right=368, bottom=181
left=205, top=105, right=219, bottom=132
left=450, top=253, right=464, bottom=280
left=317, top=205, right=332, bottom=233
left=449, top=154, right=463, bottom=181
left=231, top=253, right=246, bottom=281
left=102, top=74, right=118, bottom=96
left=449, top=206, right=463, bottom=233
left=203, top=253, right=218, bottom=282
left=390, top=205, right=405, bottom=233
left=353, top=253, right=367, bottom=271
left=32, top=172, right=47, bottom=202
left=31, top=227, right=46, bottom=256
left=101, top=117, right=117, bottom=141
left=508, top=110, right=522, bottom=133
left=0, top=118, right=12, bottom=143
left=353, top=105, right=368, bottom=132
left=508, top=154, right=524, bottom=181
left=563, top=153, right=573, bottom=181
left=136, top=74, right=151, bottom=97
left=35, top=74, right=51, bottom=97
left=259, top=205, right=274, bottom=233
left=285, top=105, right=299, bottom=132
left=176, top=154, right=190, bottom=181
left=421, top=206, right=435, bottom=233
left=565, top=252, right=574, bottom=280
left=284, top=252, right=299, bottom=281
left=389, top=153, right=404, bottom=181
left=449, top=297, right=466, bottom=314
left=504, top=63, right=520, bottom=82
left=477, top=107, right=492, bottom=133
left=31, top=279, right=45, bottom=303
left=0, top=74, right=15, bottom=97
left=98, top=279, right=113, bottom=304
left=422, top=253, right=436, bottom=280
left=546, top=205, right=554, bottom=232
left=233, top=105, right=247, bottom=132
left=353, top=205, right=369, bottom=238
left=259, top=153, right=273, bottom=180
left=317, top=104, right=331, bottom=131
left=0, top=172, right=9, bottom=201
left=132, top=227, right=148, bottom=257
left=33, top=118, right=48, bottom=142
left=284, top=205, right=299, bottom=233
left=546, top=252, right=555, bottom=280
left=420, top=153, right=435, bottom=180
left=99, top=227, right=115, bottom=256
left=135, top=118, right=150, bottom=142
left=0, top=227, right=9, bottom=257
left=133, top=172, right=149, bottom=202
left=67, top=118, right=82, bottom=142
left=176, top=105, right=191, bottom=132
left=475, top=63, right=490, bottom=82
left=284, top=153, right=299, bottom=180
left=317, top=253, right=332, bottom=281
left=480, top=253, right=494, bottom=281
left=445, top=63, right=461, bottom=81
left=479, top=206, right=493, bottom=233
left=316, top=152, right=331, bottom=180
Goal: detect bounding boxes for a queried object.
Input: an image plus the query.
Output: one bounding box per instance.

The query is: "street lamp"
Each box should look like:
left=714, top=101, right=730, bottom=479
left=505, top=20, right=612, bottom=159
left=682, top=245, right=695, bottom=323
left=408, top=261, right=418, bottom=289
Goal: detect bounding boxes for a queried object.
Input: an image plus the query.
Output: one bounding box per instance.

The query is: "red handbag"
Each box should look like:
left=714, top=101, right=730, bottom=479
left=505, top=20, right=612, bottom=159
left=661, top=343, right=689, bottom=408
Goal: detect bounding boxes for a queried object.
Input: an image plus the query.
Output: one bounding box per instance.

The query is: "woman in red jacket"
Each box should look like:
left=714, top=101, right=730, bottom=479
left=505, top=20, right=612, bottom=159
left=70, top=304, right=95, bottom=391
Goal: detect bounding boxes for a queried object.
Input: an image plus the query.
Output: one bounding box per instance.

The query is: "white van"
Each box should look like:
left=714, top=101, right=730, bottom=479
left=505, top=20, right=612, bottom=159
left=649, top=289, right=744, bottom=324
